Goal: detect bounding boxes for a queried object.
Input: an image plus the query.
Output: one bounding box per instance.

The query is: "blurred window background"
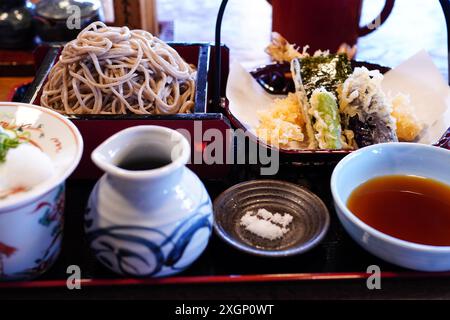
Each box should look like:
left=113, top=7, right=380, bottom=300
left=0, top=0, right=447, bottom=102
left=157, top=0, right=447, bottom=78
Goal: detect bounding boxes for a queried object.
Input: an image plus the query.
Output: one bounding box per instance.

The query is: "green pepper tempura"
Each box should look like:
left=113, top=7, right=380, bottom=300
left=309, top=88, right=343, bottom=150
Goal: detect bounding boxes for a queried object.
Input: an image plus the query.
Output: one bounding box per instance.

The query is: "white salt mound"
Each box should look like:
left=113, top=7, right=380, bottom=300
left=240, top=208, right=293, bottom=241
left=0, top=144, right=55, bottom=193
left=271, top=212, right=293, bottom=228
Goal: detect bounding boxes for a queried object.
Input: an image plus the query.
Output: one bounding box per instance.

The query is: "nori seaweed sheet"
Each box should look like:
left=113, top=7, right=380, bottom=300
left=300, top=54, right=352, bottom=98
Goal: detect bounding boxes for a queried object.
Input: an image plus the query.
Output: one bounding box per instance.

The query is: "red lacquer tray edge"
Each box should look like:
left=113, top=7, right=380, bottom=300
left=2, top=271, right=450, bottom=289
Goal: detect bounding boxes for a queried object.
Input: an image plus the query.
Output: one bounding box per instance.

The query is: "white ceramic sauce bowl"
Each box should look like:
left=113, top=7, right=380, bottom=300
left=0, top=103, right=83, bottom=280
left=331, top=142, right=450, bottom=272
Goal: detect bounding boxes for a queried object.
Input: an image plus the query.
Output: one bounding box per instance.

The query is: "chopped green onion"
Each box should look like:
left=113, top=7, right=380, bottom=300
left=0, top=133, right=20, bottom=163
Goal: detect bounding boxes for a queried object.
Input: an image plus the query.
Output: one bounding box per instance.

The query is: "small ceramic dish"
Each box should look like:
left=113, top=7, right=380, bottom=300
left=213, top=180, right=330, bottom=257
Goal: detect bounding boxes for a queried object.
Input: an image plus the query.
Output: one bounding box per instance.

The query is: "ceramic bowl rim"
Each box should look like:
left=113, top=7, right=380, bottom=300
left=213, top=179, right=330, bottom=258
left=0, top=102, right=84, bottom=212
left=331, top=142, right=450, bottom=253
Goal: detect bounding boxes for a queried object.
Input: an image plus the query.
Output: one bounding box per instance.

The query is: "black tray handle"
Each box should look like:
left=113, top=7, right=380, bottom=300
left=214, top=0, right=450, bottom=99
left=440, top=0, right=450, bottom=85
left=213, top=0, right=229, bottom=109
left=438, top=0, right=450, bottom=152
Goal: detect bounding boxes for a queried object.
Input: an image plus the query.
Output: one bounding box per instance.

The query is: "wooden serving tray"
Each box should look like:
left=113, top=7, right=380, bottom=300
left=1, top=160, right=450, bottom=290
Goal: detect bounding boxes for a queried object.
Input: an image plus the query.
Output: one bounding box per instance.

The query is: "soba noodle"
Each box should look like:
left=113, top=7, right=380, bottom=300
left=41, top=22, right=197, bottom=115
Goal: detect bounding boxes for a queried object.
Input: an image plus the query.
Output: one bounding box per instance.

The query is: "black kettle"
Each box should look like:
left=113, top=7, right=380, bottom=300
left=34, top=0, right=103, bottom=42
left=0, top=0, right=35, bottom=49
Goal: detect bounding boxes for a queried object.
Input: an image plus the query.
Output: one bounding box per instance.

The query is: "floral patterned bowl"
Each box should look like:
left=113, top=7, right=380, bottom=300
left=0, top=102, right=83, bottom=281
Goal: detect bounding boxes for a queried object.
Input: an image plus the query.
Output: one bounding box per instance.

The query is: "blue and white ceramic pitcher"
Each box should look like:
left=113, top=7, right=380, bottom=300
left=85, top=126, right=213, bottom=278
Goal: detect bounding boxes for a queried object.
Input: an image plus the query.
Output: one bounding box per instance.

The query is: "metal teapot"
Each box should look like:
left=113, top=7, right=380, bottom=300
left=0, top=0, right=35, bottom=49
left=34, top=0, right=103, bottom=42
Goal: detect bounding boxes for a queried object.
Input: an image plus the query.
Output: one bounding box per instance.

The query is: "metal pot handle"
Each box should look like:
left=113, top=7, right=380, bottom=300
left=359, top=0, right=396, bottom=36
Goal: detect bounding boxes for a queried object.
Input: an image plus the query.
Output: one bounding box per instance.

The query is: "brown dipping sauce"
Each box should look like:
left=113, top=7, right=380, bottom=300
left=118, top=157, right=172, bottom=171
left=347, top=175, right=450, bottom=246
